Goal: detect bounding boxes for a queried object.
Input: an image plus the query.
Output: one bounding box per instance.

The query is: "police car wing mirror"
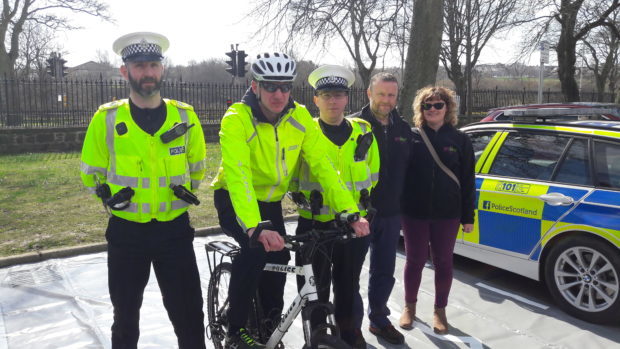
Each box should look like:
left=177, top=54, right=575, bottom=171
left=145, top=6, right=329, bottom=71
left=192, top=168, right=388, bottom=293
left=160, top=122, right=194, bottom=144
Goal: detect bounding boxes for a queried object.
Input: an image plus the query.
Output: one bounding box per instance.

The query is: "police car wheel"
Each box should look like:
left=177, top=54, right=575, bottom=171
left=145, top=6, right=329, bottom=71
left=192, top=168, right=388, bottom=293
left=544, top=236, right=620, bottom=324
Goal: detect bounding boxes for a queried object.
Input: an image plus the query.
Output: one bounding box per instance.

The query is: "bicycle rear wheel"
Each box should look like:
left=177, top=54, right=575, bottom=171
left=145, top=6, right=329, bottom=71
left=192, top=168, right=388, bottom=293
left=207, top=262, right=232, bottom=349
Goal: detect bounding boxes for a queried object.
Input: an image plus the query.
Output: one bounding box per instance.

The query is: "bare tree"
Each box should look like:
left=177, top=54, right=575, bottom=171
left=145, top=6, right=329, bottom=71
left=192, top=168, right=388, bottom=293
left=399, top=0, right=444, bottom=120
left=440, top=0, right=529, bottom=117
left=522, top=0, right=620, bottom=102
left=579, top=10, right=619, bottom=101
left=0, top=0, right=111, bottom=77
left=14, top=21, right=55, bottom=79
left=248, top=0, right=407, bottom=87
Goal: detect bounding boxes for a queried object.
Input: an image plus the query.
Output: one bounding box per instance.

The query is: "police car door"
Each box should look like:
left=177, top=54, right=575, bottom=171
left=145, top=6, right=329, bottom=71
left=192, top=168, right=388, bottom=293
left=470, top=130, right=591, bottom=277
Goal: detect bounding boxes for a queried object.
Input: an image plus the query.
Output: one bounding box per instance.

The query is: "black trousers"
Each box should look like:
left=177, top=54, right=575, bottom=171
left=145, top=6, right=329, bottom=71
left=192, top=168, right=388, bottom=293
left=105, top=212, right=206, bottom=349
left=295, top=217, right=369, bottom=341
left=213, top=189, right=290, bottom=335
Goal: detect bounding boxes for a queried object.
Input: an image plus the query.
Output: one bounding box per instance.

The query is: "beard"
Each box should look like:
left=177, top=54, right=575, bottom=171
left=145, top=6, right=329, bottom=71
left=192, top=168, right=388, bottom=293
left=127, top=70, right=162, bottom=98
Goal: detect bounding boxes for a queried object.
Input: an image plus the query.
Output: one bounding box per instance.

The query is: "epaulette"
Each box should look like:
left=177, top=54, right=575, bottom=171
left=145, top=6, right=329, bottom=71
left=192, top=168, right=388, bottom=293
left=166, top=99, right=194, bottom=110
left=98, top=99, right=128, bottom=111
left=348, top=117, right=372, bottom=128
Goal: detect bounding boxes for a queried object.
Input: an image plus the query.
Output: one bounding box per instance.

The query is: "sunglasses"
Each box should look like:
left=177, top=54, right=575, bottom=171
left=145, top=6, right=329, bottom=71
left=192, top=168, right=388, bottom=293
left=422, top=102, right=445, bottom=111
left=260, top=82, right=293, bottom=93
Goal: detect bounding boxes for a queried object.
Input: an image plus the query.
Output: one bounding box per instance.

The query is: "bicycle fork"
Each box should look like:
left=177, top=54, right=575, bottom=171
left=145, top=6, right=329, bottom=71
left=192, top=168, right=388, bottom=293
left=263, top=262, right=339, bottom=348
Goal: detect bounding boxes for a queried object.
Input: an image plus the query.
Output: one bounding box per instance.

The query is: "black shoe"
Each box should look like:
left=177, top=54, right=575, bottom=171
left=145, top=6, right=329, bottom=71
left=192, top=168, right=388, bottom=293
left=225, top=328, right=266, bottom=348
left=369, top=324, right=404, bottom=345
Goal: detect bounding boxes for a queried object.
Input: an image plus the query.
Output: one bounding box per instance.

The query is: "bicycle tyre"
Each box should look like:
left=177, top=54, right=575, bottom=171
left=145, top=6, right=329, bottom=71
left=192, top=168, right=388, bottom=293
left=207, top=262, right=233, bottom=349
left=312, top=333, right=352, bottom=349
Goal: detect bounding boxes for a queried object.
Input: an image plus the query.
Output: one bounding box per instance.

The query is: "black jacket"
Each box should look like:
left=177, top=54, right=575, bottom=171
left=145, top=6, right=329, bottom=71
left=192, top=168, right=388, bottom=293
left=401, top=123, right=476, bottom=224
left=348, top=104, right=413, bottom=217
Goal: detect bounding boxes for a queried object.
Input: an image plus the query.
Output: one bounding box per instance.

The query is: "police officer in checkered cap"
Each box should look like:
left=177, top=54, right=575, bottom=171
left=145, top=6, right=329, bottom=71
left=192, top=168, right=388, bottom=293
left=292, top=64, right=377, bottom=348
left=81, top=31, right=207, bottom=348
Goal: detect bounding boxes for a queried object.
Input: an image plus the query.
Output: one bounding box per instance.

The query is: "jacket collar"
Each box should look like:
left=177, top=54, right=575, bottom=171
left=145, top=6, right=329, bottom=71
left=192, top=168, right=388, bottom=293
left=240, top=87, right=296, bottom=123
left=359, top=103, right=401, bottom=127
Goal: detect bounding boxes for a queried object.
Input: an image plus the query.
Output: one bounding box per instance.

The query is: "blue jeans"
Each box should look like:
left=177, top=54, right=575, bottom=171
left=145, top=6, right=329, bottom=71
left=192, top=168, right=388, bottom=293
left=355, top=215, right=401, bottom=329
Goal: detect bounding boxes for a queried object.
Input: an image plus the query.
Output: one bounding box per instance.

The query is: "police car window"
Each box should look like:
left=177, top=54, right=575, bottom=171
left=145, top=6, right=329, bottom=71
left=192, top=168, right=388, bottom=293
left=489, top=132, right=569, bottom=180
left=467, top=131, right=496, bottom=162
left=594, top=141, right=620, bottom=189
left=554, top=138, right=591, bottom=186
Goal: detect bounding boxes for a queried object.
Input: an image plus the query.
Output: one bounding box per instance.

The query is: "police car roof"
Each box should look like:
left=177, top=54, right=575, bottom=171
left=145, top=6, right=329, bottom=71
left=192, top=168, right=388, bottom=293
left=503, top=107, right=620, bottom=118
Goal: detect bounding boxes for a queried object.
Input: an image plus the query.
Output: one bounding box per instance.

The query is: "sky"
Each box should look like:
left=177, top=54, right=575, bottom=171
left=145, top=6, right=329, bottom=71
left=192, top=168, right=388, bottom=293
left=56, top=0, right=542, bottom=68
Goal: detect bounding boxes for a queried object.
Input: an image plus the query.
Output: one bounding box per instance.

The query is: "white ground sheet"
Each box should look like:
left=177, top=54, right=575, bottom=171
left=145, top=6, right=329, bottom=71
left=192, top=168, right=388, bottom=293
left=1, top=222, right=619, bottom=348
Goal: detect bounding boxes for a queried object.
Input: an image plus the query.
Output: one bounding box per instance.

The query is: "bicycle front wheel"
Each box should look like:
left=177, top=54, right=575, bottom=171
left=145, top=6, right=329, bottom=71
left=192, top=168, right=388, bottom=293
left=207, top=262, right=232, bottom=349
left=312, top=333, right=352, bottom=349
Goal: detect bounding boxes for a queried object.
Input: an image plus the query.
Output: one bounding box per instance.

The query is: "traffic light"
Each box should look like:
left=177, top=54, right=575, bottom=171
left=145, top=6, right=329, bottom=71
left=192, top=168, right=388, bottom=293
left=236, top=50, right=248, bottom=77
left=59, top=58, right=68, bottom=78
left=225, top=50, right=237, bottom=77
left=46, top=56, right=57, bottom=77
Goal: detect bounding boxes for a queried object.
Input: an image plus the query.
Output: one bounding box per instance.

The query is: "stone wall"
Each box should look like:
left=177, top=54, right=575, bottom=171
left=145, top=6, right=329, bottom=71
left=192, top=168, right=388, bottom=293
left=0, top=124, right=221, bottom=155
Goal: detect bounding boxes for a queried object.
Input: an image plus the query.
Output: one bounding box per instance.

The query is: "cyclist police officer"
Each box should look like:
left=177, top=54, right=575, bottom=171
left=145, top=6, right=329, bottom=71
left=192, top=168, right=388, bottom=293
left=291, top=64, right=378, bottom=348
left=80, top=32, right=207, bottom=348
left=211, top=53, right=370, bottom=348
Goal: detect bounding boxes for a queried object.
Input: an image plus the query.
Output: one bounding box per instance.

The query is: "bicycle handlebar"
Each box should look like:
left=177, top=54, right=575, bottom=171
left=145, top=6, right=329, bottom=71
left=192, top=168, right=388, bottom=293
left=249, top=211, right=360, bottom=250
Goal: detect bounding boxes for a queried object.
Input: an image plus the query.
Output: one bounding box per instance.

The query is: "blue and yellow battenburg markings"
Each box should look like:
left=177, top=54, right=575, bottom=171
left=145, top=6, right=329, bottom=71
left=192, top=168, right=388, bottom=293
left=463, top=177, right=620, bottom=260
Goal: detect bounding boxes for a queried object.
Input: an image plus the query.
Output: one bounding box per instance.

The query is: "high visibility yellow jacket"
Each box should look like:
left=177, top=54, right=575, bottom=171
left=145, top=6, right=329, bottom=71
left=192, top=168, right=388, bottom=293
left=80, top=99, right=206, bottom=223
left=290, top=117, right=380, bottom=222
left=211, top=98, right=359, bottom=231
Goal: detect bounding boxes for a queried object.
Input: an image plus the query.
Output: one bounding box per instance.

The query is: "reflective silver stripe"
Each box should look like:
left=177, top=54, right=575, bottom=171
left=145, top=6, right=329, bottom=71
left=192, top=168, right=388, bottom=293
left=345, top=182, right=354, bottom=191
left=371, top=172, right=379, bottom=181
left=80, top=162, right=106, bottom=175
left=300, top=181, right=323, bottom=192
left=159, top=177, right=167, bottom=187
left=179, top=108, right=189, bottom=123
left=117, top=203, right=138, bottom=213
left=247, top=131, right=257, bottom=143
left=355, top=178, right=372, bottom=189
left=236, top=216, right=249, bottom=232
left=287, top=117, right=306, bottom=133
left=359, top=123, right=367, bottom=133
left=159, top=202, right=167, bottom=212
left=171, top=200, right=190, bottom=210
left=189, top=160, right=205, bottom=172
left=106, top=108, right=118, bottom=176
left=179, top=108, right=190, bottom=149
left=142, top=203, right=150, bottom=214
left=169, top=175, right=186, bottom=186
left=107, top=172, right=139, bottom=187
left=192, top=179, right=201, bottom=189
left=142, top=178, right=150, bottom=189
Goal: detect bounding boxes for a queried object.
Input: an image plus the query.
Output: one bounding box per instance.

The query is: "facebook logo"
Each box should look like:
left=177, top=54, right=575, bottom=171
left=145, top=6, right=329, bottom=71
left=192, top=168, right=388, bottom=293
left=483, top=201, right=491, bottom=210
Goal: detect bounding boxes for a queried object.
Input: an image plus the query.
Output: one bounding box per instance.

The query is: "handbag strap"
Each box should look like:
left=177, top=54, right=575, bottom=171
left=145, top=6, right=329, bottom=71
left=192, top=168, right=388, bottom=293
left=418, top=127, right=460, bottom=188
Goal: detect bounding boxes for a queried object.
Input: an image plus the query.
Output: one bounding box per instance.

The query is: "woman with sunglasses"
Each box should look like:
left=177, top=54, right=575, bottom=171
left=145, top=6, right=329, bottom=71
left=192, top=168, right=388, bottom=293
left=398, top=86, right=476, bottom=334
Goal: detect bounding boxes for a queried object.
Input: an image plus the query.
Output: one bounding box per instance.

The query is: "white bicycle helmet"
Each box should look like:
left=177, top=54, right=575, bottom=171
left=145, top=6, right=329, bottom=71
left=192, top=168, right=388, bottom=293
left=251, top=52, right=297, bottom=82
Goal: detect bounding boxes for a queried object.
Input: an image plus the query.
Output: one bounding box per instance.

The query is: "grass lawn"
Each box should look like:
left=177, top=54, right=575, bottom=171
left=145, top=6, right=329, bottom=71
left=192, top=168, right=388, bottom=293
left=0, top=145, right=297, bottom=258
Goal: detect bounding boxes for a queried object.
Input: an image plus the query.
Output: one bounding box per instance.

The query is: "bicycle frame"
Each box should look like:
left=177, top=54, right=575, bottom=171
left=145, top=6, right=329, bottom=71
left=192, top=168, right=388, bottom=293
left=205, top=240, right=340, bottom=349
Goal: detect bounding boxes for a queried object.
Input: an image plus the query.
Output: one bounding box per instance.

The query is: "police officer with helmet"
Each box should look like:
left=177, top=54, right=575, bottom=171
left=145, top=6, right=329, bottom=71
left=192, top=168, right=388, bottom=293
left=80, top=32, right=207, bottom=349
left=211, top=53, right=370, bottom=348
left=290, top=64, right=378, bottom=348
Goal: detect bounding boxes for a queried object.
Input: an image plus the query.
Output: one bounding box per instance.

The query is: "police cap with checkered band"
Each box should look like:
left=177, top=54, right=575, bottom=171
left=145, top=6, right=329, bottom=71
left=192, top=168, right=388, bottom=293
left=308, top=65, right=355, bottom=92
left=113, top=32, right=169, bottom=63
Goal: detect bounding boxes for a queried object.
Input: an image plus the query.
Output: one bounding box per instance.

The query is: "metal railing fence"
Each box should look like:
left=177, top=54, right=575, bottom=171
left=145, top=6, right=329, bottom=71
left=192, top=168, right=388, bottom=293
left=0, top=77, right=616, bottom=128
